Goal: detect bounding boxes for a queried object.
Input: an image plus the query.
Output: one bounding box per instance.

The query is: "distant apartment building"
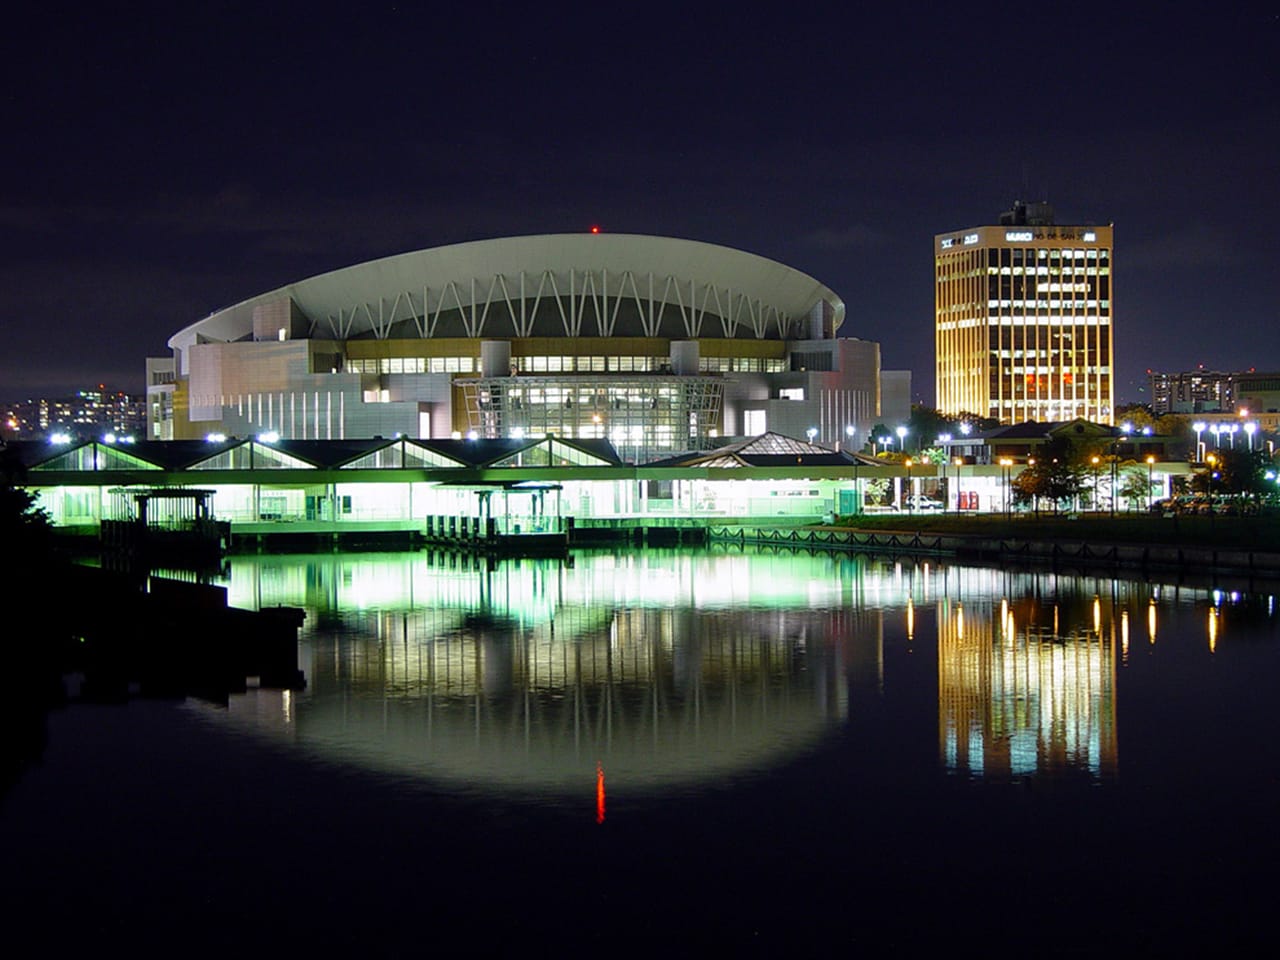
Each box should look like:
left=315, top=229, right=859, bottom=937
left=935, top=201, right=1114, bottom=425
left=2, top=387, right=146, bottom=440
left=1235, top=371, right=1280, bottom=417
left=1148, top=368, right=1280, bottom=419
left=1147, top=369, right=1234, bottom=414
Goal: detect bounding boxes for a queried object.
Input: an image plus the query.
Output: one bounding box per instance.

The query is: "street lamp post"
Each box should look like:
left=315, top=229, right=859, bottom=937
left=1147, top=455, right=1156, bottom=510
left=1193, top=421, right=1207, bottom=462
left=896, top=425, right=908, bottom=455
left=1110, top=444, right=1118, bottom=518
left=1091, top=455, right=1101, bottom=511
left=999, top=457, right=1013, bottom=519
left=1206, top=453, right=1218, bottom=528
left=1244, top=421, right=1257, bottom=451
left=904, top=458, right=913, bottom=513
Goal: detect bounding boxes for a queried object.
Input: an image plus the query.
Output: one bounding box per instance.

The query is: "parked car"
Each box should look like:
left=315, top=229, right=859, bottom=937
left=903, top=495, right=944, bottom=511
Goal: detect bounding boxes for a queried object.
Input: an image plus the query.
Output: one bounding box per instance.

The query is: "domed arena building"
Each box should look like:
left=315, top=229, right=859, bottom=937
left=150, top=233, right=902, bottom=463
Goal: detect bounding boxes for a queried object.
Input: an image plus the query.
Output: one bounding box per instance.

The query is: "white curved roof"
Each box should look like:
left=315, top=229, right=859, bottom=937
left=170, top=233, right=844, bottom=349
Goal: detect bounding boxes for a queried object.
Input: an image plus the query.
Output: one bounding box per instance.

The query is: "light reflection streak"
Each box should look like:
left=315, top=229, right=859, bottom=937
left=939, top=591, right=1118, bottom=782
left=596, top=762, right=606, bottom=824
left=199, top=550, right=1276, bottom=793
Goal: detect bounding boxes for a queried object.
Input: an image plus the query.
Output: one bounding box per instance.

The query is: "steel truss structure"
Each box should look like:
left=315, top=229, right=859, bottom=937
left=314, top=270, right=807, bottom=341
left=170, top=234, right=844, bottom=350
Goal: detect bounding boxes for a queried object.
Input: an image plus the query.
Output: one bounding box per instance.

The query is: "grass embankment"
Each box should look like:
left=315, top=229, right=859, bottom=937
left=827, top=512, right=1280, bottom=553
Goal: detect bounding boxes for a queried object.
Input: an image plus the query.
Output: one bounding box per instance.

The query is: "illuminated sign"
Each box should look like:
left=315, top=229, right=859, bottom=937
left=940, top=238, right=954, bottom=249
left=1082, top=231, right=1096, bottom=242
left=963, top=233, right=979, bottom=245
left=1005, top=230, right=1034, bottom=242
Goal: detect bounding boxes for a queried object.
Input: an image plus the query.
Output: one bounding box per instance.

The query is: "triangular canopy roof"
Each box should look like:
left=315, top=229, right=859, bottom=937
left=26, top=440, right=163, bottom=472
left=648, top=432, right=858, bottom=467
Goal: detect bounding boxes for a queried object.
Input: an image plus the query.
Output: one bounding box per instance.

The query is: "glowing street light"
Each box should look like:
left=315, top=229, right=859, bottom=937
left=806, top=427, right=818, bottom=443
left=895, top=425, right=908, bottom=454
left=1193, top=421, right=1207, bottom=462
left=1206, top=453, right=1218, bottom=522
left=936, top=432, right=952, bottom=464
left=999, top=457, right=1014, bottom=518
left=1244, top=421, right=1258, bottom=451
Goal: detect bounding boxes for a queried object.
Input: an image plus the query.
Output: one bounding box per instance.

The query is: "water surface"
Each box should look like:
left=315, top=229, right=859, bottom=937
left=2, top=548, right=1276, bottom=951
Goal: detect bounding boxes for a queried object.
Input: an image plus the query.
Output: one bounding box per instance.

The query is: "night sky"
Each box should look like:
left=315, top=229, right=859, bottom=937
left=2, top=2, right=1276, bottom=405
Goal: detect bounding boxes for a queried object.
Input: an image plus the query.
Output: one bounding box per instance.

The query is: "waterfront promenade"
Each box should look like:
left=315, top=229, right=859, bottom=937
left=713, top=513, right=1280, bottom=581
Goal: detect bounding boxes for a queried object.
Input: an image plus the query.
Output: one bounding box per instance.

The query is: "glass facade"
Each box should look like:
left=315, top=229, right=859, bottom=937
left=456, top=376, right=725, bottom=464
left=936, top=224, right=1114, bottom=424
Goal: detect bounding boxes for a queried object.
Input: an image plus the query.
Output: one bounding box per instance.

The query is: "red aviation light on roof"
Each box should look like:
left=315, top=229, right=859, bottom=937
left=590, top=225, right=600, bottom=234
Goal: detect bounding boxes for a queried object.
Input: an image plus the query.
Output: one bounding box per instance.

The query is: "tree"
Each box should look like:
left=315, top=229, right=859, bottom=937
left=866, top=423, right=892, bottom=453
left=904, top=405, right=998, bottom=453
left=905, top=406, right=953, bottom=454
left=0, top=446, right=53, bottom=578
left=1118, top=466, right=1153, bottom=512
left=1114, top=403, right=1158, bottom=432
left=1011, top=451, right=1085, bottom=515
left=1194, top=448, right=1272, bottom=507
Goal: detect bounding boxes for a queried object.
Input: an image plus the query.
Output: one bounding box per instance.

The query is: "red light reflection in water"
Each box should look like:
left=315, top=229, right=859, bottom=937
left=596, top=762, right=606, bottom=824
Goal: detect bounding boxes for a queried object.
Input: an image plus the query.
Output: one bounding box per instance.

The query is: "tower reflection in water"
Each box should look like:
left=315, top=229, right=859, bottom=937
left=936, top=588, right=1118, bottom=782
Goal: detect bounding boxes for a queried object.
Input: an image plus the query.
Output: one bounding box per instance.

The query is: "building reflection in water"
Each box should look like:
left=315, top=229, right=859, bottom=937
left=936, top=586, right=1118, bottom=782
left=198, top=549, right=1274, bottom=793
left=207, top=550, right=886, bottom=795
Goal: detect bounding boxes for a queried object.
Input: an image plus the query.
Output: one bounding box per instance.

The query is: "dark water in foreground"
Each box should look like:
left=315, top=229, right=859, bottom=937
left=2, top=548, right=1278, bottom=952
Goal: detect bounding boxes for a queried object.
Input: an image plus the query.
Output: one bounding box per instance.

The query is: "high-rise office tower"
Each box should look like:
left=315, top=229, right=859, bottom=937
left=935, top=201, right=1113, bottom=424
